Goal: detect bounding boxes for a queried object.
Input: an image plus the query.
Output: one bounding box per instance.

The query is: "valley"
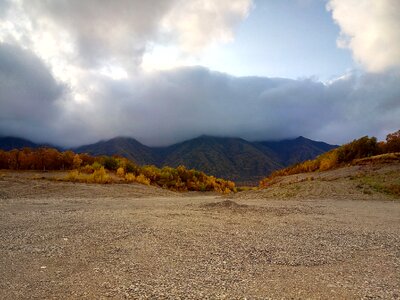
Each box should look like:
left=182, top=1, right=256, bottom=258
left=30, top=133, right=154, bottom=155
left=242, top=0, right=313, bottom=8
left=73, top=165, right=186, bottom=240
left=1, top=162, right=399, bottom=299
left=0, top=135, right=336, bottom=184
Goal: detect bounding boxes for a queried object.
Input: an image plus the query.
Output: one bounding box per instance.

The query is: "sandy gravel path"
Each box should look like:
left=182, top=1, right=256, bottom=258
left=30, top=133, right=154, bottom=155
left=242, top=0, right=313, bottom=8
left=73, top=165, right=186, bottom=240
left=0, top=171, right=399, bottom=299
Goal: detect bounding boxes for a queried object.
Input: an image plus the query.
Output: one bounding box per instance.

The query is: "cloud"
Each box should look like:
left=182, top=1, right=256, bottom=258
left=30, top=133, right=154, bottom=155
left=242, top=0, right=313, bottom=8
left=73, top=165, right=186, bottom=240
left=0, top=0, right=251, bottom=74
left=162, top=0, right=252, bottom=53
left=0, top=43, right=64, bottom=142
left=0, top=1, right=399, bottom=148
left=0, top=0, right=10, bottom=18
left=41, top=67, right=400, bottom=147
left=0, top=43, right=399, bottom=146
left=327, top=0, right=400, bottom=72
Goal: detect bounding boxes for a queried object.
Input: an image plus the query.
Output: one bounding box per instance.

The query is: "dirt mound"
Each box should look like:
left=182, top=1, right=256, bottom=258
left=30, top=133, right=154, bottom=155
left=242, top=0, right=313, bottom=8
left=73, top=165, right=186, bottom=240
left=234, top=162, right=400, bottom=201
left=202, top=200, right=248, bottom=209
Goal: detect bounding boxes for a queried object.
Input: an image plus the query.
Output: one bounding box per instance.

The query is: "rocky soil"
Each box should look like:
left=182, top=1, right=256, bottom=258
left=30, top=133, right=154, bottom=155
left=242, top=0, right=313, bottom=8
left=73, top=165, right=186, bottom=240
left=0, top=167, right=399, bottom=299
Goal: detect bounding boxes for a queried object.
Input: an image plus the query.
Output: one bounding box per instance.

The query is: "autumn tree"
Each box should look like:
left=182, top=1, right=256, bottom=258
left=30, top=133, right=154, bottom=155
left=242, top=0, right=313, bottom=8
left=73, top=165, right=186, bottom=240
left=386, top=130, right=400, bottom=153
left=73, top=154, right=83, bottom=169
left=62, top=151, right=75, bottom=170
left=0, top=150, right=9, bottom=169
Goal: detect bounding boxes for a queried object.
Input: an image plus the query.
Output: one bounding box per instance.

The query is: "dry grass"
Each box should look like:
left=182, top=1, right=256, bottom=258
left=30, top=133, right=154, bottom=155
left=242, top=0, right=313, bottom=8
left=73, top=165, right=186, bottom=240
left=356, top=171, right=400, bottom=197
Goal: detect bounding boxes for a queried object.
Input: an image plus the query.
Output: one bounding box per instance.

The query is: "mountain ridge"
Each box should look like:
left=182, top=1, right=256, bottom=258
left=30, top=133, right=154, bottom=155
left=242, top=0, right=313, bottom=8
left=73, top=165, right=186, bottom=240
left=0, top=135, right=337, bottom=183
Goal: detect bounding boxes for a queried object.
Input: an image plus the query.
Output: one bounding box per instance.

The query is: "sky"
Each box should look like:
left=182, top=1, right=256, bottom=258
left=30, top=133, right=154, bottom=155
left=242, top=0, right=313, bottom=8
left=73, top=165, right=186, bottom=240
left=0, top=0, right=399, bottom=147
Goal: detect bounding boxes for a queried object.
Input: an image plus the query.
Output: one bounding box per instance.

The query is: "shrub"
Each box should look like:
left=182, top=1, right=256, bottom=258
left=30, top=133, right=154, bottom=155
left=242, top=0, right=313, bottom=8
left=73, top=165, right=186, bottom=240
left=125, top=162, right=139, bottom=174
left=66, top=170, right=80, bottom=182
left=89, top=167, right=111, bottom=183
left=92, top=161, right=102, bottom=170
left=103, top=157, right=118, bottom=170
left=81, top=164, right=94, bottom=174
left=135, top=174, right=151, bottom=185
left=319, top=151, right=338, bottom=171
left=125, top=173, right=136, bottom=182
left=116, top=167, right=125, bottom=177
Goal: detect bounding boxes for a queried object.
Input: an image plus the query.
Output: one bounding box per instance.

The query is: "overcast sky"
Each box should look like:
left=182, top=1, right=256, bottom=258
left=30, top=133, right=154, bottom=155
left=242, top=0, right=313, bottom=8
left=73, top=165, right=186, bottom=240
left=0, top=0, right=399, bottom=147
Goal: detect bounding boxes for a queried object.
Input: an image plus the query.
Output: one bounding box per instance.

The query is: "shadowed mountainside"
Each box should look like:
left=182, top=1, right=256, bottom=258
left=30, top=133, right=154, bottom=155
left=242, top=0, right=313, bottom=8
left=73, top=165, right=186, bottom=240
left=0, top=135, right=337, bottom=183
left=254, top=136, right=336, bottom=166
left=0, top=136, right=42, bottom=151
left=74, top=135, right=337, bottom=183
left=74, top=137, right=157, bottom=166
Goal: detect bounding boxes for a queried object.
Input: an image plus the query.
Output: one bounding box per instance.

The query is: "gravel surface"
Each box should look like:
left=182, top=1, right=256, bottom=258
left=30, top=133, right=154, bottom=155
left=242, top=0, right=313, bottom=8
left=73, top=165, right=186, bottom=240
left=0, top=170, right=399, bottom=299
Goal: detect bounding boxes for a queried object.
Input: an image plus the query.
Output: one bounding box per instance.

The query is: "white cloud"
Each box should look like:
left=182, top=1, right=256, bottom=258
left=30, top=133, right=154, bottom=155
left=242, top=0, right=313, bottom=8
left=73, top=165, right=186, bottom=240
left=161, top=0, right=252, bottom=53
left=0, top=1, right=399, bottom=148
left=0, top=0, right=251, bottom=75
left=328, top=0, right=400, bottom=72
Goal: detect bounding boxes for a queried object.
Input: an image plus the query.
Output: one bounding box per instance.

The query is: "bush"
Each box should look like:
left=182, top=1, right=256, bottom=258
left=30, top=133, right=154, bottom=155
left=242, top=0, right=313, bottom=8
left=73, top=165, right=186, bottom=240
left=319, top=151, right=338, bottom=171
left=135, top=174, right=151, bottom=186
left=125, top=173, right=136, bottom=182
left=103, top=157, right=118, bottom=170
left=92, top=161, right=102, bottom=170
left=66, top=170, right=80, bottom=182
left=259, top=133, right=395, bottom=188
left=89, top=167, right=111, bottom=183
left=116, top=167, right=125, bottom=177
left=81, top=164, right=94, bottom=174
left=125, top=162, right=139, bottom=174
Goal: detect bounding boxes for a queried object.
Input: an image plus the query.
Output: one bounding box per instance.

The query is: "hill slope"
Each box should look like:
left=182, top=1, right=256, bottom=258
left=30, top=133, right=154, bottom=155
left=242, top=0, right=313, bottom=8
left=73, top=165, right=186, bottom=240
left=255, top=136, right=336, bottom=166
left=74, top=135, right=337, bottom=183
left=74, top=137, right=157, bottom=165
left=158, top=136, right=283, bottom=183
left=0, top=135, right=337, bottom=183
left=0, top=137, right=40, bottom=151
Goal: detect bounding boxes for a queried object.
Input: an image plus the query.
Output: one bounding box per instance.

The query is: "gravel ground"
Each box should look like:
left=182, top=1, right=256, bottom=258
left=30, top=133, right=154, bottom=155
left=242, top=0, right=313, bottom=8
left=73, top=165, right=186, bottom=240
left=0, top=169, right=399, bottom=299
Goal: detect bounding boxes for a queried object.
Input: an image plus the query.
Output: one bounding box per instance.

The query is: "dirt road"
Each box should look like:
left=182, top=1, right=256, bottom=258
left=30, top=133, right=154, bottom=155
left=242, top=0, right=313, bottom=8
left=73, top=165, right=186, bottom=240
left=0, top=170, right=399, bottom=299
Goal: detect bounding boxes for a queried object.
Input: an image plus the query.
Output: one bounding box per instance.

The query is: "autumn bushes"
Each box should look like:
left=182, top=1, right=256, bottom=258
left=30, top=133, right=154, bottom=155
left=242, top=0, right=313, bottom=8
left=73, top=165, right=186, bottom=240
left=260, top=130, right=400, bottom=187
left=66, top=167, right=111, bottom=184
left=116, top=164, right=236, bottom=193
left=64, top=163, right=236, bottom=193
left=0, top=147, right=236, bottom=193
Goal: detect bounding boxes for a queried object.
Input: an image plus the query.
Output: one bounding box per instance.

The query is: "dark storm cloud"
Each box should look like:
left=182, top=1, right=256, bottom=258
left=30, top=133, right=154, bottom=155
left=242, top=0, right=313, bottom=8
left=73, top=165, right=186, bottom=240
left=58, top=67, right=400, bottom=147
left=0, top=43, right=65, bottom=143
left=0, top=46, right=399, bottom=147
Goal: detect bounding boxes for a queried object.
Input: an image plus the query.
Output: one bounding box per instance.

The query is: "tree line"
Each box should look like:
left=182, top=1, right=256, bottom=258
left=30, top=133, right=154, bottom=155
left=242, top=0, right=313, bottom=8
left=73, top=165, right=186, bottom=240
left=260, top=129, right=400, bottom=187
left=0, top=148, right=236, bottom=193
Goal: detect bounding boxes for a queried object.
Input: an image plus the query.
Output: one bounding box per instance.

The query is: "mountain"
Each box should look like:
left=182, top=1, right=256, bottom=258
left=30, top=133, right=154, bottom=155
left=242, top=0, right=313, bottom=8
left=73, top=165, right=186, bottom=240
left=0, top=136, right=40, bottom=151
left=0, top=135, right=337, bottom=183
left=74, top=137, right=157, bottom=165
left=255, top=136, right=336, bottom=166
left=74, top=135, right=337, bottom=184
left=158, top=136, right=283, bottom=183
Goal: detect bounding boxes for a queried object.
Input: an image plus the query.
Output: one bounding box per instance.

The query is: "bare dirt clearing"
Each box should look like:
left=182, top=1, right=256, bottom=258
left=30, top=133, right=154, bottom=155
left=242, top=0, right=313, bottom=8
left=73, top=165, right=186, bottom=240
left=0, top=167, right=399, bottom=299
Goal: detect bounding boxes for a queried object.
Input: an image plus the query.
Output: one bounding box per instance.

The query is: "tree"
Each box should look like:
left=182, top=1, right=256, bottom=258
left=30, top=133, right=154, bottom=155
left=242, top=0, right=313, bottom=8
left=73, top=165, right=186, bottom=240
left=9, top=149, right=21, bottom=170
left=62, top=151, right=75, bottom=170
left=103, top=157, right=118, bottom=170
left=73, top=154, right=83, bottom=169
left=386, top=130, right=400, bottom=153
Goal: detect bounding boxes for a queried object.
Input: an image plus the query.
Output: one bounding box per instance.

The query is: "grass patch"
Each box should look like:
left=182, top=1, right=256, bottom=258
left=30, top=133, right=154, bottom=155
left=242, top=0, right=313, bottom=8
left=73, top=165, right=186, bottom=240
left=357, top=171, right=400, bottom=198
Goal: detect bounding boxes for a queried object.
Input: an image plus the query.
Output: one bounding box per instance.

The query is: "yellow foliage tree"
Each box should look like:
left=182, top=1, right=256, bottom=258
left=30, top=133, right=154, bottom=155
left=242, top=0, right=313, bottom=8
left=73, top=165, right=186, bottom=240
left=72, top=154, right=82, bottom=169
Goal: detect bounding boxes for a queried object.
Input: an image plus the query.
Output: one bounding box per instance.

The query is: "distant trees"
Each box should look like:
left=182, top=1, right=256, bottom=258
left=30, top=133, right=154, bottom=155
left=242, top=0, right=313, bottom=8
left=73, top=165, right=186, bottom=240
left=260, top=129, right=400, bottom=187
left=72, top=154, right=82, bottom=169
left=385, top=130, right=400, bottom=153
left=0, top=147, right=236, bottom=193
left=335, top=136, right=378, bottom=163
